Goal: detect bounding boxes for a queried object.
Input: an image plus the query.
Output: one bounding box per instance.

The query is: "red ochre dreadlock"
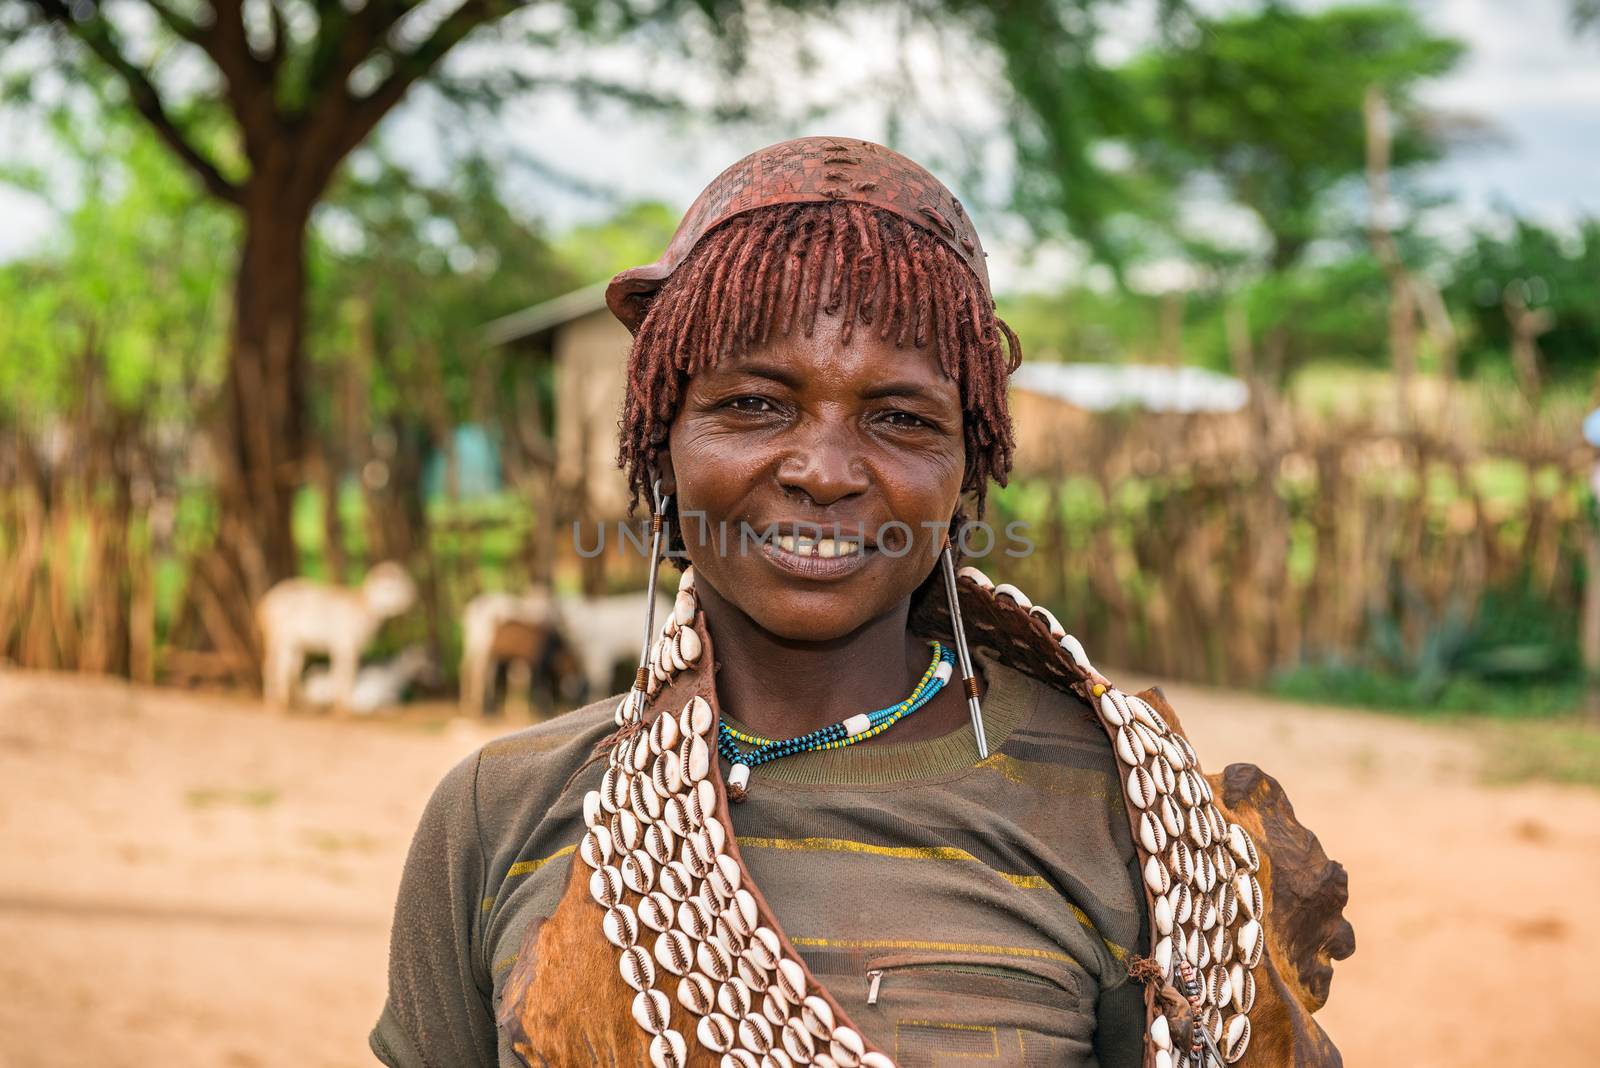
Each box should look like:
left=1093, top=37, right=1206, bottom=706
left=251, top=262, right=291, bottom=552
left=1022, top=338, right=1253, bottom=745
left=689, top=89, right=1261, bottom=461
left=618, top=200, right=1023, bottom=520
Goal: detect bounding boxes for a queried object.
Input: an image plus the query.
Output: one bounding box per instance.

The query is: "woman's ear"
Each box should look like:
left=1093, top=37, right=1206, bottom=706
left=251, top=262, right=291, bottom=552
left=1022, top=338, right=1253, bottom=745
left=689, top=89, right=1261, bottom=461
left=657, top=452, right=677, bottom=498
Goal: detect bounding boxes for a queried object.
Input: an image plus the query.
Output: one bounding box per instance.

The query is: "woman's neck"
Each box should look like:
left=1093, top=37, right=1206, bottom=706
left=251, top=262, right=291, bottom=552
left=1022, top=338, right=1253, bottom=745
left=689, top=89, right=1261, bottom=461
left=694, top=579, right=931, bottom=740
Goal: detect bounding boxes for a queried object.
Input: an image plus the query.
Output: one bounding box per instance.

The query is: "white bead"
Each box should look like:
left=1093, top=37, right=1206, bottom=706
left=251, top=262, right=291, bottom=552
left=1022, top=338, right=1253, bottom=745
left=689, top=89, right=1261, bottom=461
left=843, top=713, right=871, bottom=737
left=934, top=659, right=953, bottom=682
left=728, top=763, right=751, bottom=793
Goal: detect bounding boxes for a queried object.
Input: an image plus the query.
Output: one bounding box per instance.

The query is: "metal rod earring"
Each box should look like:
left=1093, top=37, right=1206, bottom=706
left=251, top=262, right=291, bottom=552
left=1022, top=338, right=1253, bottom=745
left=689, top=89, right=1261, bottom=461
left=939, top=539, right=989, bottom=759
left=618, top=477, right=671, bottom=727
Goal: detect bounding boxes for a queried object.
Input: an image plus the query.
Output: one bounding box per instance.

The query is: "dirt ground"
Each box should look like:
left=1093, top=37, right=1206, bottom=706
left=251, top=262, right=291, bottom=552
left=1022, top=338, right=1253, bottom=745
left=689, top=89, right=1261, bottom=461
left=1, top=668, right=1596, bottom=1068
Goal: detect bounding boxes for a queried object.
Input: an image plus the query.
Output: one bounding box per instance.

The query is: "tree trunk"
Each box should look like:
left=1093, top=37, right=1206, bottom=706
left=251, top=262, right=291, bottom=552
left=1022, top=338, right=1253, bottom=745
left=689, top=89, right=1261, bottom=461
left=201, top=201, right=312, bottom=670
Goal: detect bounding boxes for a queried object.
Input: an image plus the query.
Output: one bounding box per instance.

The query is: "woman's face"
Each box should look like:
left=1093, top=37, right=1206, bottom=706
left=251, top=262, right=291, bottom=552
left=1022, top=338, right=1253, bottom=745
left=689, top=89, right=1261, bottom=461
left=664, top=320, right=966, bottom=642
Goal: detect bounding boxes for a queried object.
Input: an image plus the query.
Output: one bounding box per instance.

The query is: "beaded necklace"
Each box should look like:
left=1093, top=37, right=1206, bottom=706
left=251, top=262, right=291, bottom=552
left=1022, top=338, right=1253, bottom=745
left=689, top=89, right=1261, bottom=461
left=718, top=641, right=956, bottom=801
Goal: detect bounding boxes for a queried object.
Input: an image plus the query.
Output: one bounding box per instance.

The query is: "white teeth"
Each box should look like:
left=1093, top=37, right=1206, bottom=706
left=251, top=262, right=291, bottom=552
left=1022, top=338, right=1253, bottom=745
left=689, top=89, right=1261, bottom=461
left=772, top=535, right=863, bottom=558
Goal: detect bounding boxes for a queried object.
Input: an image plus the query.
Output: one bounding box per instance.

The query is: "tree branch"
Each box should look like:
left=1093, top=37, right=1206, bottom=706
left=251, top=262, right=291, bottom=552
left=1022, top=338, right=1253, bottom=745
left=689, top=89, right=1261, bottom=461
left=25, top=0, right=244, bottom=205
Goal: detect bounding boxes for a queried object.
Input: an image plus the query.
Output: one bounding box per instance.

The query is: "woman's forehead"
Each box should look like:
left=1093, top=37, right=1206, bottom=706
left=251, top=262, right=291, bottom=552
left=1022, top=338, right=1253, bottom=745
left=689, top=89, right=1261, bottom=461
left=697, top=323, right=958, bottom=395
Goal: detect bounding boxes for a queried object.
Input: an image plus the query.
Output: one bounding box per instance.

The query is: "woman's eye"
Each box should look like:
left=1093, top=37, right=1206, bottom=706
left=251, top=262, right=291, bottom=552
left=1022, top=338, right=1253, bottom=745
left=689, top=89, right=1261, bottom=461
left=882, top=410, right=930, bottom=429
left=726, top=396, right=776, bottom=414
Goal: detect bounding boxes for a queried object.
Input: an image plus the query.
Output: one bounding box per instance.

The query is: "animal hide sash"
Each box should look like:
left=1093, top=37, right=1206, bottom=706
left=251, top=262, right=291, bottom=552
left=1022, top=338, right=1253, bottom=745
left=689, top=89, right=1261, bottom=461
left=498, top=569, right=1353, bottom=1067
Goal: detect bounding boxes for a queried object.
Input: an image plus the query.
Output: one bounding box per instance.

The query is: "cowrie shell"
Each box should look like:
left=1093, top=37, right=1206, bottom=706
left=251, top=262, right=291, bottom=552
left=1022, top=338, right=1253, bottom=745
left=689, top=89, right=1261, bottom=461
left=653, top=712, right=679, bottom=755
left=682, top=734, right=711, bottom=783
left=1196, top=849, right=1218, bottom=893
left=674, top=589, right=697, bottom=625
left=715, top=915, right=748, bottom=955
left=682, top=834, right=715, bottom=878
left=621, top=851, right=656, bottom=895
left=678, top=625, right=703, bottom=664
left=1210, top=924, right=1233, bottom=965
left=649, top=1030, right=687, bottom=1068
left=1153, top=893, right=1174, bottom=935
left=645, top=823, right=677, bottom=865
left=698, top=936, right=735, bottom=982
left=619, top=944, right=655, bottom=991
left=1198, top=897, right=1218, bottom=933
left=661, top=796, right=691, bottom=837
left=1130, top=695, right=1167, bottom=733
left=1188, top=805, right=1214, bottom=848
left=828, top=1025, right=865, bottom=1066
left=632, top=737, right=653, bottom=773
left=654, top=929, right=693, bottom=976
left=1168, top=839, right=1194, bottom=883
left=1235, top=871, right=1263, bottom=919
left=684, top=695, right=715, bottom=736
left=761, top=988, right=789, bottom=1026
left=1168, top=882, right=1194, bottom=925
left=1202, top=1006, right=1223, bottom=1045
left=992, top=582, right=1032, bottom=609
left=1160, top=735, right=1188, bottom=770
left=1138, top=810, right=1167, bottom=853
left=1216, top=883, right=1240, bottom=927
left=1153, top=935, right=1173, bottom=974
left=782, top=1017, right=816, bottom=1060
left=691, top=779, right=717, bottom=824
left=668, top=631, right=688, bottom=672
left=1099, top=692, right=1131, bottom=728
left=738, top=1013, right=774, bottom=1053
left=583, top=790, right=604, bottom=829
left=1227, top=824, right=1260, bottom=872
left=745, top=926, right=782, bottom=971
left=610, top=809, right=641, bottom=854
left=1230, top=964, right=1257, bottom=1013
left=657, top=751, right=683, bottom=796
left=775, top=957, right=806, bottom=1004
left=604, top=903, right=638, bottom=948
left=709, top=854, right=742, bottom=900
left=660, top=860, right=694, bottom=901
left=729, top=888, right=759, bottom=937
left=1030, top=604, right=1066, bottom=638
left=631, top=775, right=663, bottom=821
left=1143, top=855, right=1171, bottom=894
left=633, top=989, right=671, bottom=1034
left=600, top=767, right=625, bottom=814
left=1127, top=766, right=1158, bottom=808
left=801, top=995, right=835, bottom=1039
left=678, top=898, right=714, bottom=941
left=1159, top=796, right=1184, bottom=839
left=957, top=565, right=993, bottom=588
left=1238, top=918, right=1264, bottom=968
left=1224, top=1013, right=1251, bottom=1063
left=698, top=1012, right=736, bottom=1052
left=1150, top=756, right=1176, bottom=794
left=722, top=1050, right=759, bottom=1068
left=580, top=828, right=612, bottom=869
left=717, top=977, right=753, bottom=1018
left=862, top=1054, right=895, bottom=1068
left=639, top=891, right=674, bottom=932
left=1116, top=724, right=1146, bottom=766
left=589, top=865, right=622, bottom=908
left=737, top=954, right=770, bottom=991
left=677, top=971, right=715, bottom=1014
left=1150, top=1013, right=1171, bottom=1050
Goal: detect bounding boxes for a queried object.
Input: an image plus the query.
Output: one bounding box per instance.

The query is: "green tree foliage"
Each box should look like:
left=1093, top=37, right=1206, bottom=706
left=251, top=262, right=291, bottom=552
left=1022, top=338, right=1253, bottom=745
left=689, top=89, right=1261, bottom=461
left=1116, top=3, right=1465, bottom=273
left=555, top=201, right=681, bottom=286
left=1448, top=217, right=1600, bottom=384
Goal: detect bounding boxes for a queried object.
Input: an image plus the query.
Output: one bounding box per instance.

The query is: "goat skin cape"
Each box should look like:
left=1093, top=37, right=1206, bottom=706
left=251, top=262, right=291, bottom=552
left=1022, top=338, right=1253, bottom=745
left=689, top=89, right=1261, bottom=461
left=496, top=574, right=1354, bottom=1066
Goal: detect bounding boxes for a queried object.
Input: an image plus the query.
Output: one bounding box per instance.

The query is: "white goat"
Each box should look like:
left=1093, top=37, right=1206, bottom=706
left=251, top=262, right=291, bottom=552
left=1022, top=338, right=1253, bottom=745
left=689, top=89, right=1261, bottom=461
left=302, top=645, right=433, bottom=714
left=459, top=588, right=561, bottom=715
left=256, top=561, right=417, bottom=712
left=556, top=590, right=670, bottom=700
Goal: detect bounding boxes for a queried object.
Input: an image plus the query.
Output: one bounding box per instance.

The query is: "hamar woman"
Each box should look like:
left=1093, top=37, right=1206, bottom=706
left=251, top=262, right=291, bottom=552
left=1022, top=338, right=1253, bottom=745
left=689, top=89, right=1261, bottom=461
left=372, top=138, right=1355, bottom=1068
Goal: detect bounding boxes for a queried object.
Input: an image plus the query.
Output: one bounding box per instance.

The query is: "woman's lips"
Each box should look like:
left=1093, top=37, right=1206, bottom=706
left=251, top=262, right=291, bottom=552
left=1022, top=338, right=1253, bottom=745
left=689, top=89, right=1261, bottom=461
left=759, top=535, right=874, bottom=580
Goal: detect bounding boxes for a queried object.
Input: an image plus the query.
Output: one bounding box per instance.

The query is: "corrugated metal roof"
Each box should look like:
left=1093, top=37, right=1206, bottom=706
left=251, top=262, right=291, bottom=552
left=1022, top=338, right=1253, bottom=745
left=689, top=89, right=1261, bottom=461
left=1011, top=362, right=1249, bottom=413
left=481, top=281, right=613, bottom=347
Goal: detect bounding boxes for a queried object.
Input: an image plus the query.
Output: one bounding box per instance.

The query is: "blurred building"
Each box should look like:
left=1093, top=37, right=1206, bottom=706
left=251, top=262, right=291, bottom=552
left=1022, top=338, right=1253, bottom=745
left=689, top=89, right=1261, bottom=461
left=1008, top=362, right=1252, bottom=477
left=483, top=282, right=634, bottom=519
left=485, top=286, right=1256, bottom=497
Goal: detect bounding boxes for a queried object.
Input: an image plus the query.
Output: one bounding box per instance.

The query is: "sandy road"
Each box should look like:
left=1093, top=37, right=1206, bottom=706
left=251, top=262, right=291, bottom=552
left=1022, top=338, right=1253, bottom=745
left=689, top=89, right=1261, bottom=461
left=1, top=668, right=1595, bottom=1067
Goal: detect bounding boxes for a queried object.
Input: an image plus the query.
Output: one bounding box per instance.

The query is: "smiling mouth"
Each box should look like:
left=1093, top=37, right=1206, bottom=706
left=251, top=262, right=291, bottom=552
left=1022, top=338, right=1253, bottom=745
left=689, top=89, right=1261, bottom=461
left=760, top=532, right=874, bottom=579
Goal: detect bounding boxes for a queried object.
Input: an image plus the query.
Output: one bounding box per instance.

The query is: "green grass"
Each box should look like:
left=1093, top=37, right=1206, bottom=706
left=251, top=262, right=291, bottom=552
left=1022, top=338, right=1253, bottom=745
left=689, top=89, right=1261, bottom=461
left=1480, top=719, right=1600, bottom=788
left=1270, top=663, right=1583, bottom=720
left=184, top=786, right=281, bottom=809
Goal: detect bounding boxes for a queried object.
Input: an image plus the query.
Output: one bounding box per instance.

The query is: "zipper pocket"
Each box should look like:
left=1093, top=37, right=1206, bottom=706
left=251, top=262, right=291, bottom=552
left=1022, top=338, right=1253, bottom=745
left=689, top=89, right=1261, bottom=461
left=865, top=959, right=1064, bottom=1006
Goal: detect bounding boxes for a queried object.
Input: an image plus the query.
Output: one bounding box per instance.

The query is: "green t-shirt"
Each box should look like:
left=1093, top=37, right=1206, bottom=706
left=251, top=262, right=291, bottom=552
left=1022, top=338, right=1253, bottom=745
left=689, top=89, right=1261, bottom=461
left=372, top=652, right=1147, bottom=1067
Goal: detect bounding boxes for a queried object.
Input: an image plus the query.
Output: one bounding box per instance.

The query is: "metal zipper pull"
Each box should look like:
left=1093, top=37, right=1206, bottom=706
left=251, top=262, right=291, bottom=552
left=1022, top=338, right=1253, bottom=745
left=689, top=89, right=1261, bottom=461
left=866, top=969, right=882, bottom=1005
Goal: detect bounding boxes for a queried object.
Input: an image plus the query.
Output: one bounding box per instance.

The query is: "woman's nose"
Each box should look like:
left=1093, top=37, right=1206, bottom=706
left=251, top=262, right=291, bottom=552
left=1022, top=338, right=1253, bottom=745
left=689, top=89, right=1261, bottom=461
left=774, top=423, right=869, bottom=506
